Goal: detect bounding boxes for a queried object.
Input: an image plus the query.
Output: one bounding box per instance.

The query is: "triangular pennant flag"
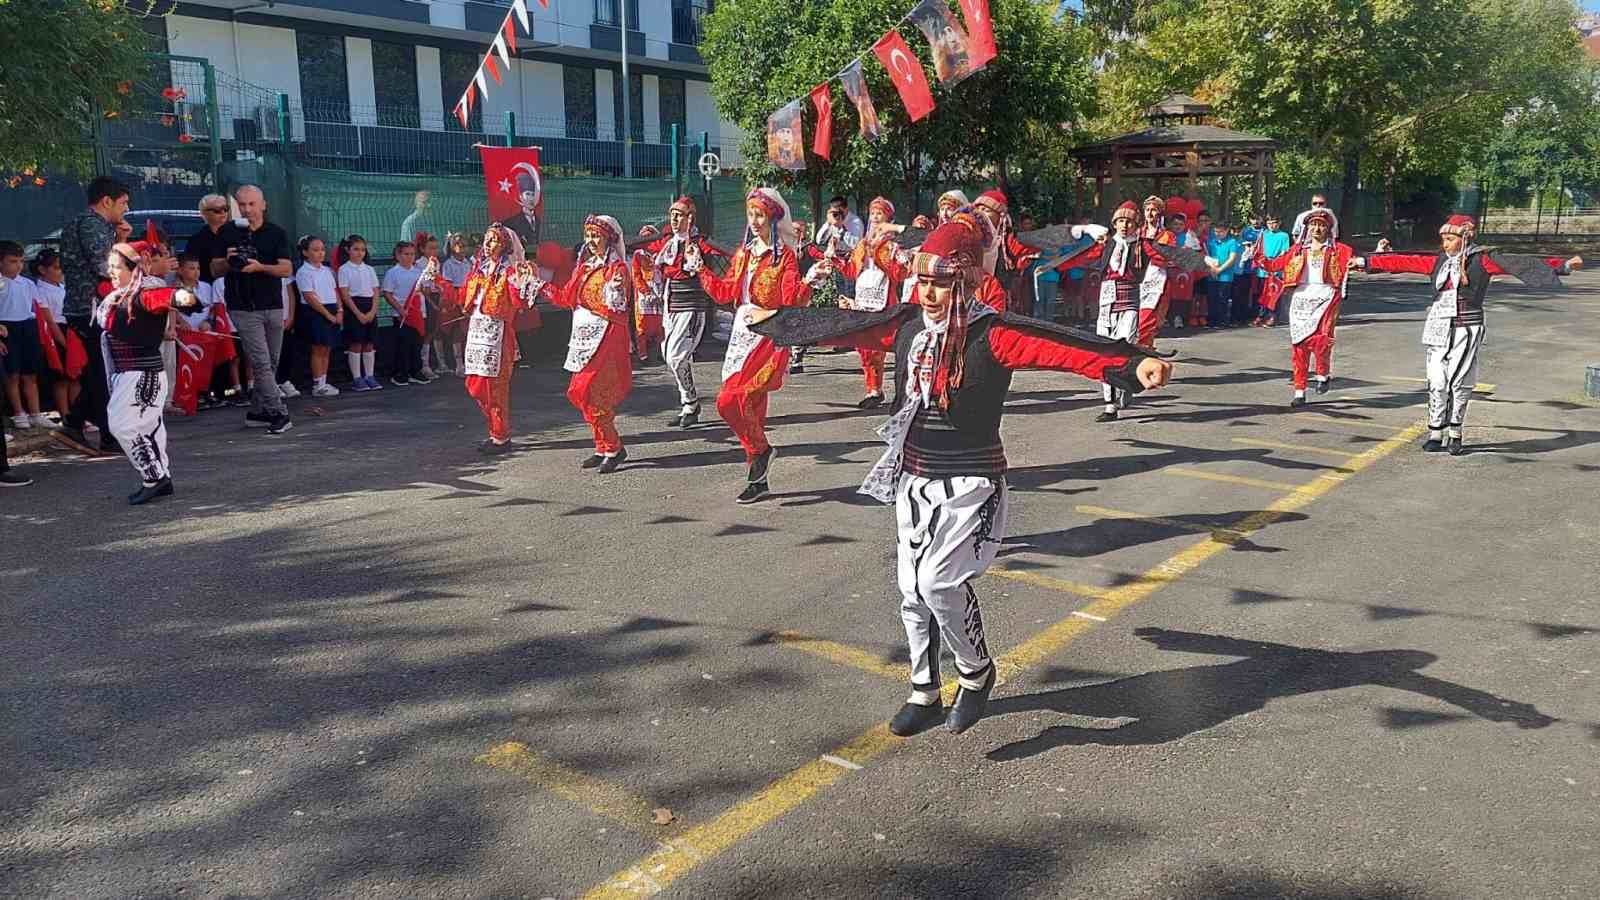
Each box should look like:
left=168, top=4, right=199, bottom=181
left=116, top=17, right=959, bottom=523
left=465, top=81, right=477, bottom=111
left=484, top=55, right=502, bottom=85
left=473, top=66, right=488, bottom=95
left=809, top=83, right=834, bottom=161
left=839, top=59, right=882, bottom=142
left=503, top=16, right=518, bottom=54
left=766, top=99, right=806, bottom=172
left=510, top=0, right=530, bottom=30
left=456, top=100, right=469, bottom=129
left=492, top=34, right=511, bottom=69
left=956, top=0, right=997, bottom=68
left=907, top=0, right=984, bottom=84
left=872, top=29, right=936, bottom=123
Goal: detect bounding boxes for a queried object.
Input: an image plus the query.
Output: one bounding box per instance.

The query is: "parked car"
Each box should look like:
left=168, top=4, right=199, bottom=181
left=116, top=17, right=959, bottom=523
left=24, top=209, right=205, bottom=259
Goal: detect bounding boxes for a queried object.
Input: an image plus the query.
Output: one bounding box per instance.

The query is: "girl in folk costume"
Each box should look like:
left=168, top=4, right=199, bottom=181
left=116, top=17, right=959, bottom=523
left=1355, top=216, right=1583, bottom=454
left=1254, top=209, right=1354, bottom=405
left=972, top=189, right=1043, bottom=315
left=550, top=215, right=634, bottom=473
left=99, top=240, right=202, bottom=504
left=638, top=196, right=727, bottom=428
left=432, top=223, right=544, bottom=454
left=748, top=213, right=1173, bottom=736
left=630, top=247, right=666, bottom=363
left=1134, top=196, right=1180, bottom=346
left=699, top=187, right=827, bottom=504
left=837, top=196, right=912, bottom=409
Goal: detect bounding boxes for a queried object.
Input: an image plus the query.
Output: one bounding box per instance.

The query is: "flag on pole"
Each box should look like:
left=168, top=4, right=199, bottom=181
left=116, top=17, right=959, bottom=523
left=908, top=0, right=981, bottom=84
left=809, top=83, right=834, bottom=161
left=839, top=60, right=882, bottom=142
left=766, top=99, right=807, bottom=171
left=872, top=29, right=936, bottom=123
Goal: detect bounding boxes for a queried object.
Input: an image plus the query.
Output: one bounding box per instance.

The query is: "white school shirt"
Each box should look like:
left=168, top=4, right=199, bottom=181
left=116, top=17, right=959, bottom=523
left=174, top=280, right=214, bottom=329
left=382, top=263, right=422, bottom=323
left=0, top=273, right=37, bottom=321
left=282, top=277, right=296, bottom=318
left=441, top=256, right=471, bottom=289
left=337, top=262, right=379, bottom=299
left=295, top=262, right=339, bottom=309
left=34, top=279, right=66, bottom=320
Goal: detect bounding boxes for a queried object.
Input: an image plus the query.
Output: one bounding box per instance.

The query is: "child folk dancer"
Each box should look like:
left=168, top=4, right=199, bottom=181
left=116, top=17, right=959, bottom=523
left=100, top=240, right=202, bottom=504
left=837, top=196, right=911, bottom=409
left=971, top=190, right=1042, bottom=316
left=698, top=187, right=828, bottom=504
left=638, top=196, right=726, bottom=428
left=432, top=224, right=542, bottom=454
left=630, top=247, right=666, bottom=364
left=749, top=213, right=1173, bottom=735
left=1355, top=215, right=1583, bottom=454
left=549, top=215, right=633, bottom=473
left=1254, top=209, right=1354, bottom=405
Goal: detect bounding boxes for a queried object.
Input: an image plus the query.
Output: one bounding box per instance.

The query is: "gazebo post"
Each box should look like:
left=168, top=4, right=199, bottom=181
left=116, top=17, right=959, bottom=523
left=1265, top=164, right=1277, bottom=214
left=1252, top=150, right=1264, bottom=216
left=1185, top=148, right=1200, bottom=198
left=1221, top=174, right=1233, bottom=222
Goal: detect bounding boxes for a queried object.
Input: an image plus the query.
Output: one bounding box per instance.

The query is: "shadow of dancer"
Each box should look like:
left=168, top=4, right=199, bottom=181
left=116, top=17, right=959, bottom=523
left=987, top=628, right=1556, bottom=762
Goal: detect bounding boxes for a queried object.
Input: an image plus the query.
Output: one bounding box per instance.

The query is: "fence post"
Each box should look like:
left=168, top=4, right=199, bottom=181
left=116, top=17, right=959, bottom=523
left=203, top=61, right=223, bottom=190
left=700, top=130, right=712, bottom=236
left=276, top=93, right=291, bottom=153
left=1553, top=174, right=1564, bottom=236
left=90, top=99, right=110, bottom=177
left=506, top=111, right=516, bottom=147
left=670, top=123, right=681, bottom=201
left=1533, top=185, right=1542, bottom=240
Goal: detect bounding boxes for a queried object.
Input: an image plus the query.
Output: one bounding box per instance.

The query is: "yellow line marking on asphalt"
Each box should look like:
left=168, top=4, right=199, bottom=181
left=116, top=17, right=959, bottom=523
left=985, top=567, right=1108, bottom=600
left=477, top=742, right=668, bottom=836
left=1231, top=437, right=1362, bottom=460
left=768, top=630, right=904, bottom=682
left=1075, top=504, right=1246, bottom=539
left=1380, top=375, right=1495, bottom=393
left=579, top=421, right=1428, bottom=899
left=1165, top=467, right=1305, bottom=492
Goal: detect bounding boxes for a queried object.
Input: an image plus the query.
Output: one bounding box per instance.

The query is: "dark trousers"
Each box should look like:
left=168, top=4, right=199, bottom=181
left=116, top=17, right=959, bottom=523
left=1207, top=280, right=1234, bottom=325
left=390, top=325, right=422, bottom=379
left=63, top=315, right=108, bottom=433
left=1231, top=277, right=1254, bottom=323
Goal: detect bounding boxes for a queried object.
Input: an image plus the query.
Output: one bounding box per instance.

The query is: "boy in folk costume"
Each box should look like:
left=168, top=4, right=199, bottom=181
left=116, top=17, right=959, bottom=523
left=972, top=190, right=1043, bottom=315
left=638, top=196, right=727, bottom=428
left=99, top=240, right=202, bottom=504
left=837, top=196, right=913, bottom=409
left=1254, top=209, right=1354, bottom=405
left=630, top=247, right=665, bottom=363
left=1134, top=196, right=1181, bottom=346
left=699, top=187, right=828, bottom=504
left=1355, top=215, right=1582, bottom=454
left=548, top=215, right=634, bottom=473
left=749, top=213, right=1173, bottom=735
left=431, top=223, right=544, bottom=454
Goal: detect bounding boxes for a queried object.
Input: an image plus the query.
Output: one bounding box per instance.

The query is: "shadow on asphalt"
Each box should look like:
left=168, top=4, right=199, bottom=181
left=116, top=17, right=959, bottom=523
left=985, top=628, right=1558, bottom=762
left=1002, top=509, right=1308, bottom=559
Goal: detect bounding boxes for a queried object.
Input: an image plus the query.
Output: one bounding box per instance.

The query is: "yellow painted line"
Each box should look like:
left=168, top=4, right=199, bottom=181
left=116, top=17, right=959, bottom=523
left=1231, top=437, right=1361, bottom=460
left=477, top=742, right=668, bottom=835
left=985, top=567, right=1108, bottom=600
left=1165, top=467, right=1305, bottom=492
left=580, top=422, right=1428, bottom=899
left=1074, top=504, right=1246, bottom=539
left=1380, top=375, right=1495, bottom=393
left=768, top=630, right=904, bottom=682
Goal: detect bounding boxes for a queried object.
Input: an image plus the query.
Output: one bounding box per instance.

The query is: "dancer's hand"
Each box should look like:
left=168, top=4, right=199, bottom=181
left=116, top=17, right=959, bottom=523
left=1136, top=357, right=1173, bottom=390
left=1350, top=257, right=1366, bottom=272
left=638, top=224, right=660, bottom=238
left=1567, top=255, right=1584, bottom=271
left=1375, top=238, right=1393, bottom=253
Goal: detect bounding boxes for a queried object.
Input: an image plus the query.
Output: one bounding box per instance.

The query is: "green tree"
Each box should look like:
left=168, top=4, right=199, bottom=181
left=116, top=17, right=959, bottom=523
left=0, top=0, right=161, bottom=176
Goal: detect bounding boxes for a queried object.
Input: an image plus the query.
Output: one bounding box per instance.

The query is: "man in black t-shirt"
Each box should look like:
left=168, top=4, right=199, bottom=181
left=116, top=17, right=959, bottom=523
left=218, top=185, right=295, bottom=434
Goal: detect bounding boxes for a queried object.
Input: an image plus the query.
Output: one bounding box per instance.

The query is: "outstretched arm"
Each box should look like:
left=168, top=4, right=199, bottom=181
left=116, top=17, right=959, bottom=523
left=1359, top=252, right=1435, bottom=275
left=987, top=321, right=1171, bottom=395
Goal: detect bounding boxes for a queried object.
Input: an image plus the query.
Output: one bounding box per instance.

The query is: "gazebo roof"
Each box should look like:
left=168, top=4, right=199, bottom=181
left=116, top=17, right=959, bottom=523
left=1145, top=93, right=1212, bottom=118
left=1070, top=124, right=1277, bottom=159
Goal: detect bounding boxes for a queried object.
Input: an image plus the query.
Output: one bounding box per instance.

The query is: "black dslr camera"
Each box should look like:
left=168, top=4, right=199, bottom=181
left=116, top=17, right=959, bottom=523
left=227, top=218, right=258, bottom=271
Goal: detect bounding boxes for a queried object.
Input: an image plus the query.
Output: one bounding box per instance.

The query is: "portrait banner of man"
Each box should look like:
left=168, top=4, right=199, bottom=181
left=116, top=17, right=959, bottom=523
left=840, top=60, right=882, bottom=142
left=766, top=99, right=807, bottom=172
left=907, top=0, right=977, bottom=84
left=478, top=145, right=543, bottom=253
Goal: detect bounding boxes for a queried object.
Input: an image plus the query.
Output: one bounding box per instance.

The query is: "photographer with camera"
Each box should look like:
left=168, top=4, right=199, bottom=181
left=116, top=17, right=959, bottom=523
left=213, top=185, right=294, bottom=434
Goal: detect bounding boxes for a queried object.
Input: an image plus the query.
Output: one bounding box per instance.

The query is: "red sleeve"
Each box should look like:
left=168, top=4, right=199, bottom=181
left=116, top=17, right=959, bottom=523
left=1007, top=233, right=1041, bottom=266
left=550, top=267, right=583, bottom=310
left=774, top=247, right=813, bottom=309
left=1056, top=241, right=1105, bottom=273
left=136, top=286, right=175, bottom=314
left=641, top=236, right=668, bottom=255
left=1256, top=247, right=1296, bottom=274
left=697, top=236, right=730, bottom=260
left=699, top=250, right=742, bottom=305
left=987, top=324, right=1133, bottom=381
left=976, top=277, right=1008, bottom=313
left=1363, top=253, right=1435, bottom=276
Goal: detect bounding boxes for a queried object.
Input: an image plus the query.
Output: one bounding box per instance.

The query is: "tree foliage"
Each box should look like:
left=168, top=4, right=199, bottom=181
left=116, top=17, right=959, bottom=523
left=0, top=0, right=160, bottom=176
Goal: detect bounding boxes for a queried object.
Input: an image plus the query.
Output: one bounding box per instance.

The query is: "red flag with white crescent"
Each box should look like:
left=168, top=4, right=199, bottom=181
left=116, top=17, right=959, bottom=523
left=173, top=330, right=225, bottom=416
left=809, top=83, right=834, bottom=161
left=957, top=0, right=997, bottom=68
left=872, top=29, right=935, bottom=123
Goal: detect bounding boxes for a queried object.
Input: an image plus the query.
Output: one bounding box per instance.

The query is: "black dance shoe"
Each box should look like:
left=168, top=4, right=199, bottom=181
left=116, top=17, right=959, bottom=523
left=857, top=393, right=885, bottom=410
left=888, top=701, right=945, bottom=737
left=1448, top=437, right=1464, bottom=456
left=1423, top=438, right=1445, bottom=453
left=949, top=667, right=996, bottom=735
left=1289, top=395, right=1307, bottom=408
left=1094, top=410, right=1118, bottom=423
left=128, top=477, right=174, bottom=506
left=581, top=453, right=604, bottom=469
left=478, top=439, right=514, bottom=456
left=1315, top=378, right=1330, bottom=395
left=735, top=480, right=769, bottom=504
left=597, top=448, right=627, bottom=473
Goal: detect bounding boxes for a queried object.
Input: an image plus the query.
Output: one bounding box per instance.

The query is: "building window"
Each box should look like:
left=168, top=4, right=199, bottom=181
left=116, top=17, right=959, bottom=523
left=612, top=71, right=643, bottom=142
left=563, top=65, right=597, bottom=140
left=594, top=0, right=640, bottom=26
left=672, top=0, right=713, bottom=45
left=297, top=32, right=350, bottom=124
left=659, top=77, right=686, bottom=141
left=440, top=48, right=483, bottom=132
left=372, top=41, right=419, bottom=129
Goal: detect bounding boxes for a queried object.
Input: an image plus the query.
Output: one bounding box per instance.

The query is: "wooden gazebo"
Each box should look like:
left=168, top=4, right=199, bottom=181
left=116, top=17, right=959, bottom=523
left=1070, top=94, right=1278, bottom=216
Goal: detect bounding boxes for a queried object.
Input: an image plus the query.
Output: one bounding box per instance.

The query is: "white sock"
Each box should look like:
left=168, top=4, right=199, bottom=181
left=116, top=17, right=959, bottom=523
left=362, top=351, right=376, bottom=377
left=11, top=415, right=27, bottom=428
left=347, top=351, right=362, bottom=378
left=313, top=375, right=326, bottom=388
left=1294, top=389, right=1306, bottom=398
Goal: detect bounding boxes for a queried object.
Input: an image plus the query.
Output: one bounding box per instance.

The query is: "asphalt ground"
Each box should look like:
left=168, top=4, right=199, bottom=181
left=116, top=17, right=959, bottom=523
left=3, top=271, right=1598, bottom=900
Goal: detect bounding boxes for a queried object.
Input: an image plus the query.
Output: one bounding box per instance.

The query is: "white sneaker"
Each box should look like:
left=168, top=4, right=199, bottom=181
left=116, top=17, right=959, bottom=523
left=28, top=414, right=58, bottom=430
left=311, top=383, right=340, bottom=398
left=278, top=381, right=301, bottom=398
left=10, top=416, right=28, bottom=431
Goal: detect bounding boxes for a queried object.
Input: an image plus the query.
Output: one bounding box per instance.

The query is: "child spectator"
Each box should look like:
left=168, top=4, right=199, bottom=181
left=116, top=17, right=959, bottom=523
left=0, top=241, right=47, bottom=430
left=294, top=235, right=342, bottom=397
left=275, top=276, right=301, bottom=399
left=414, top=233, right=443, bottom=380
left=336, top=235, right=382, bottom=391
left=1234, top=213, right=1263, bottom=325
left=381, top=240, right=429, bottom=386
left=29, top=249, right=76, bottom=421
left=169, top=253, right=214, bottom=409
left=439, top=232, right=472, bottom=376
left=1205, top=221, right=1243, bottom=327
left=206, top=274, right=248, bottom=406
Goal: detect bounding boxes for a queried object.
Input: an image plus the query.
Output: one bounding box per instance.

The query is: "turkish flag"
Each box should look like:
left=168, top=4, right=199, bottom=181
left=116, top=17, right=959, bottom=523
left=173, top=330, right=229, bottom=416
left=479, top=145, right=543, bottom=228
left=809, top=83, right=834, bottom=161
left=872, top=30, right=936, bottom=123
left=956, top=0, right=997, bottom=68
